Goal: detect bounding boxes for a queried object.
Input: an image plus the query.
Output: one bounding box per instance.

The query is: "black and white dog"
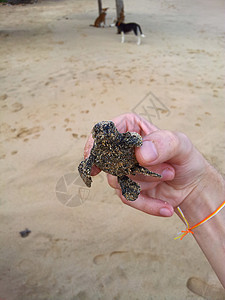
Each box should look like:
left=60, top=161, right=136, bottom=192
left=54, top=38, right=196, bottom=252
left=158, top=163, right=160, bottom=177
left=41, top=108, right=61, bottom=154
left=115, top=21, right=145, bottom=45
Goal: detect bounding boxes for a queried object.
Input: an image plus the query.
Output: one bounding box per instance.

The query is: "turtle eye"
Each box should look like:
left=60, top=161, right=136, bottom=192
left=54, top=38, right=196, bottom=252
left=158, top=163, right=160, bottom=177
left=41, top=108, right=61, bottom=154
left=106, top=122, right=115, bottom=135
left=102, top=123, right=109, bottom=135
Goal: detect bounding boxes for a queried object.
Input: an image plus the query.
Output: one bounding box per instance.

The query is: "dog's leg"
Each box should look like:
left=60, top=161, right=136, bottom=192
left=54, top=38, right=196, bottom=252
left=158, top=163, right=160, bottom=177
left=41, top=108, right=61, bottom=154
left=121, top=31, right=125, bottom=43
left=132, top=26, right=141, bottom=45
left=137, top=25, right=145, bottom=45
left=110, top=19, right=116, bottom=27
left=138, top=25, right=146, bottom=38
left=137, top=35, right=141, bottom=45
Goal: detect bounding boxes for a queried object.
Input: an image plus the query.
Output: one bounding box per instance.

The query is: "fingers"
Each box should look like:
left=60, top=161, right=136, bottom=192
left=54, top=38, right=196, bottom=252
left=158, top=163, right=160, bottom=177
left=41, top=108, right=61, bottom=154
left=107, top=163, right=175, bottom=217
left=82, top=113, right=198, bottom=185
left=84, top=134, right=94, bottom=159
left=115, top=189, right=174, bottom=217
left=83, top=113, right=161, bottom=160
left=83, top=135, right=101, bottom=176
left=112, top=113, right=158, bottom=136
left=83, top=114, right=193, bottom=173
left=135, top=130, right=208, bottom=189
left=84, top=113, right=153, bottom=159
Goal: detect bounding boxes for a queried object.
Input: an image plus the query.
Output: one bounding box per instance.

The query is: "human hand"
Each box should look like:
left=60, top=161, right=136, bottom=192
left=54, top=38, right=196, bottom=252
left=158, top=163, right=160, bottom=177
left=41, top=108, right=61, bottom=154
left=83, top=113, right=225, bottom=287
left=84, top=113, right=208, bottom=218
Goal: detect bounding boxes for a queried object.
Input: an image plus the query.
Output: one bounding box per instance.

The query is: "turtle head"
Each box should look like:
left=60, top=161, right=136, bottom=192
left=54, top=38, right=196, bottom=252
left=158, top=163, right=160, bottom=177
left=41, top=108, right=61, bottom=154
left=92, top=121, right=118, bottom=140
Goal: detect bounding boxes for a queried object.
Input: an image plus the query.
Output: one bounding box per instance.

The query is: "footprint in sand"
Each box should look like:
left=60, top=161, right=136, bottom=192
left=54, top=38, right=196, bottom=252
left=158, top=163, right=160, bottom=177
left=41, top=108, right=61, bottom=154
left=93, top=250, right=164, bottom=294
left=11, top=102, right=24, bottom=112
left=17, top=257, right=54, bottom=298
left=1, top=104, right=7, bottom=110
left=205, top=112, right=211, bottom=116
left=16, top=126, right=43, bottom=139
left=93, top=251, right=131, bottom=265
left=187, top=277, right=225, bottom=300
left=0, top=94, right=8, bottom=101
left=93, top=250, right=162, bottom=266
left=72, top=133, right=78, bottom=138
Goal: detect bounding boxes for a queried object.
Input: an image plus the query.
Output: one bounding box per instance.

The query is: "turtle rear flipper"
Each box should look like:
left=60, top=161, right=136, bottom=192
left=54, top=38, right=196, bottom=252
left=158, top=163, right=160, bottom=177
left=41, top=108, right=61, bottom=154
left=118, top=175, right=140, bottom=201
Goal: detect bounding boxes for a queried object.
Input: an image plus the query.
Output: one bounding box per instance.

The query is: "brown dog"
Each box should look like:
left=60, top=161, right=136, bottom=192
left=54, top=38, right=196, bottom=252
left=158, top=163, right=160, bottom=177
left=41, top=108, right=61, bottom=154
left=90, top=8, right=109, bottom=27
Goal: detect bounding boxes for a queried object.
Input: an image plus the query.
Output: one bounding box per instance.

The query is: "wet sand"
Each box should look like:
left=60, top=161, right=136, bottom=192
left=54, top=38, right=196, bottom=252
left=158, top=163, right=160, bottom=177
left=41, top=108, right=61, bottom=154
left=0, top=0, right=224, bottom=299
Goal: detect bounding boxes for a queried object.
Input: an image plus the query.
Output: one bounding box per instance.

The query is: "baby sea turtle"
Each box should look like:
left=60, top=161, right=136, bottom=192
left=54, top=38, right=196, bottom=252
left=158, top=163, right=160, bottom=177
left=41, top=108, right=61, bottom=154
left=78, top=121, right=161, bottom=201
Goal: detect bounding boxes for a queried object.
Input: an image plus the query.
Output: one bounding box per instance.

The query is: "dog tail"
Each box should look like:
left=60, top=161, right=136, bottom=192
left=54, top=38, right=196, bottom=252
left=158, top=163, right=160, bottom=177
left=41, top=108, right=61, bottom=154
left=137, top=25, right=146, bottom=37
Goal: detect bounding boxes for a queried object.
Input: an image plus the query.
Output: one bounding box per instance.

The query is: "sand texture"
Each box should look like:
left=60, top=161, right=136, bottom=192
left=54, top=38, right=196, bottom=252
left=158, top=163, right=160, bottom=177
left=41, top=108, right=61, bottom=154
left=0, top=0, right=225, bottom=299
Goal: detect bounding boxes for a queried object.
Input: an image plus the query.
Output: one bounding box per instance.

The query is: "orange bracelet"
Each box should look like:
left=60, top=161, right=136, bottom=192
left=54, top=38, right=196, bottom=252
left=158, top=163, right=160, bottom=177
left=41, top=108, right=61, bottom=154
left=175, top=200, right=225, bottom=240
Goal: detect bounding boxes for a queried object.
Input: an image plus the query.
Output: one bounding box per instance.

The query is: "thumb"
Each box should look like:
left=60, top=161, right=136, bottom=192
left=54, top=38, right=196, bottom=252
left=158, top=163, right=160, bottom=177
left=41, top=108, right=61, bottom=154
left=136, top=130, right=193, bottom=167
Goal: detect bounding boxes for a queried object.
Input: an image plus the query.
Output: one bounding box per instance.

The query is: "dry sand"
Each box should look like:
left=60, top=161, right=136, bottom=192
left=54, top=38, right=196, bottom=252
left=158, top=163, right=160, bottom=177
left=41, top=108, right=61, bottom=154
left=0, top=0, right=225, bottom=299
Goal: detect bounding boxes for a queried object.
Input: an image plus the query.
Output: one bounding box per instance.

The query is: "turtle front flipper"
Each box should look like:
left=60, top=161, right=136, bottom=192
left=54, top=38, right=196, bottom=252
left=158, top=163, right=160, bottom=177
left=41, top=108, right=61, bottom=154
left=122, top=132, right=143, bottom=147
left=78, top=154, right=95, bottom=188
left=131, top=165, right=161, bottom=178
left=117, top=175, right=140, bottom=201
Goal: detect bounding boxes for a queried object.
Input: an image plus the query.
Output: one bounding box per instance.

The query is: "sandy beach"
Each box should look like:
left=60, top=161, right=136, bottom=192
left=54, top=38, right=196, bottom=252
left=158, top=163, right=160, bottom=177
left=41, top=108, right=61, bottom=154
left=0, top=0, right=225, bottom=299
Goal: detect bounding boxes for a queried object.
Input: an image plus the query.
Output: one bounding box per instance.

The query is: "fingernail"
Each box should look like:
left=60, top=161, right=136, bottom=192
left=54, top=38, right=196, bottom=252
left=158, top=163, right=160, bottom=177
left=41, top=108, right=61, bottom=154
left=160, top=208, right=173, bottom=217
left=140, top=141, right=158, bottom=162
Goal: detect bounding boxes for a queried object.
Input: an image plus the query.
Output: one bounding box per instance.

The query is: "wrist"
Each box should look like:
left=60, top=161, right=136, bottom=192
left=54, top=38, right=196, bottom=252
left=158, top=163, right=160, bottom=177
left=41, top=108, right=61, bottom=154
left=176, top=162, right=225, bottom=228
left=176, top=163, right=225, bottom=287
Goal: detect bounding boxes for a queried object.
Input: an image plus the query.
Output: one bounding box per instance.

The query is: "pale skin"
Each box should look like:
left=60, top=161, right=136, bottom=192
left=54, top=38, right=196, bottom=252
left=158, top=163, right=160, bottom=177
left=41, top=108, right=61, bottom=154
left=84, top=113, right=225, bottom=288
